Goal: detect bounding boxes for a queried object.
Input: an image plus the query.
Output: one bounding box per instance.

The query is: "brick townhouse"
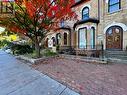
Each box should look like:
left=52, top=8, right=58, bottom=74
left=0, top=0, right=14, bottom=26
left=46, top=0, right=127, bottom=54
left=1, top=0, right=127, bottom=53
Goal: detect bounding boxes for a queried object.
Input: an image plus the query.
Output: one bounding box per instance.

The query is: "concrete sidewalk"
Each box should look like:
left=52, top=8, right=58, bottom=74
left=0, top=50, right=80, bottom=95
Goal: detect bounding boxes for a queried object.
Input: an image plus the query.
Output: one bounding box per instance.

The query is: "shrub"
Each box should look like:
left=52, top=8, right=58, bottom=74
left=0, top=40, right=11, bottom=48
left=11, top=43, right=34, bottom=55
left=41, top=49, right=57, bottom=57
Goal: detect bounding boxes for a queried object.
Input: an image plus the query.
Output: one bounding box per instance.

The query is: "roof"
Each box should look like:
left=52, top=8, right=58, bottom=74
left=57, top=27, right=71, bottom=31
left=71, top=0, right=90, bottom=8
left=73, top=18, right=99, bottom=29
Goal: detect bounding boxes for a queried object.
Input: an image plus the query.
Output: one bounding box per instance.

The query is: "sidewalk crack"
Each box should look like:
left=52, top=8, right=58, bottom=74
left=58, top=87, right=67, bottom=95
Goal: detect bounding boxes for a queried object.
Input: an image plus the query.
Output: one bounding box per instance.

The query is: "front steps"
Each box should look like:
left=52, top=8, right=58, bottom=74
left=104, top=50, right=127, bottom=61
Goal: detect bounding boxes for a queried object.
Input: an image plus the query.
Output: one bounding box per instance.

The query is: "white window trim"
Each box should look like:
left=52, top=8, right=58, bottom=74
left=80, top=4, right=91, bottom=13
left=104, top=22, right=127, bottom=34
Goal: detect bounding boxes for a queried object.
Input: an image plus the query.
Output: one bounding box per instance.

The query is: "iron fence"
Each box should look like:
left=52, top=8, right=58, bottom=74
left=58, top=45, right=104, bottom=58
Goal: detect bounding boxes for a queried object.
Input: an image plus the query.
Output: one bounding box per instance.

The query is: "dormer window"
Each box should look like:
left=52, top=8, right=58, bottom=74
left=108, top=0, right=121, bottom=13
left=82, top=7, right=89, bottom=20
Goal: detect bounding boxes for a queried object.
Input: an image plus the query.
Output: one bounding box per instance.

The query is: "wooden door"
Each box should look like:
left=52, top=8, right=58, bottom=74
left=106, top=26, right=123, bottom=50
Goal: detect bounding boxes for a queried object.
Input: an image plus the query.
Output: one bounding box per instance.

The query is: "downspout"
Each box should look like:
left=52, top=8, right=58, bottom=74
left=69, top=29, right=72, bottom=49
left=97, top=0, right=100, bottom=50
left=98, top=0, right=100, bottom=21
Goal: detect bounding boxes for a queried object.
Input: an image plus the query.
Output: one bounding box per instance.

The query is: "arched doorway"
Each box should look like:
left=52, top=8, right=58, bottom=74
left=106, top=26, right=123, bottom=50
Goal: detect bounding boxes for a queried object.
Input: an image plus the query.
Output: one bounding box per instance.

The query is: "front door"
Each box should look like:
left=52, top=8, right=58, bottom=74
left=106, top=26, right=123, bottom=50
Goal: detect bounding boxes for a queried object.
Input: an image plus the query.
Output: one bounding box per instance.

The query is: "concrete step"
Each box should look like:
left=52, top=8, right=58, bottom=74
left=105, top=51, right=127, bottom=55
left=104, top=50, right=127, bottom=61
left=106, top=56, right=127, bottom=59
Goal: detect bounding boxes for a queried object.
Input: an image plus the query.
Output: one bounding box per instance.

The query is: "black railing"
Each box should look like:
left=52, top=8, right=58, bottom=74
left=58, top=45, right=103, bottom=58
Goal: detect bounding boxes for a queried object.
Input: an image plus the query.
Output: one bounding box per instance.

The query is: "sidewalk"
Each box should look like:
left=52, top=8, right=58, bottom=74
left=0, top=50, right=80, bottom=95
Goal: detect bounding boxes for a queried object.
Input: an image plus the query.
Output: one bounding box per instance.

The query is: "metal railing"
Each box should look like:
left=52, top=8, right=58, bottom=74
left=58, top=45, right=104, bottom=58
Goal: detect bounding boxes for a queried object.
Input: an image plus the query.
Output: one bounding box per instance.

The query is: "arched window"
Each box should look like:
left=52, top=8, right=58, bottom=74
left=82, top=7, right=89, bottom=20
left=108, top=0, right=121, bottom=13
left=52, top=37, right=56, bottom=46
left=64, top=33, right=67, bottom=45
left=90, top=27, right=95, bottom=49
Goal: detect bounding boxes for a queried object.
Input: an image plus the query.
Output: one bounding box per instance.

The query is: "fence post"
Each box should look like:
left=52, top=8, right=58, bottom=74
left=101, top=41, right=104, bottom=61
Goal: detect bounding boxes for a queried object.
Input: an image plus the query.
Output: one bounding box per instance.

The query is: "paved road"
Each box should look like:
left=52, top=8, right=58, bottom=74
left=0, top=50, right=80, bottom=95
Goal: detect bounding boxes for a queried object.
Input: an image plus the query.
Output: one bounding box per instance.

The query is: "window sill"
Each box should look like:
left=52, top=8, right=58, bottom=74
left=107, top=9, right=122, bottom=15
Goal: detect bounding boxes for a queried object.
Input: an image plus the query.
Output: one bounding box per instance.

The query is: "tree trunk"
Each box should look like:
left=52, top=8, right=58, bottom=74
left=35, top=41, right=41, bottom=58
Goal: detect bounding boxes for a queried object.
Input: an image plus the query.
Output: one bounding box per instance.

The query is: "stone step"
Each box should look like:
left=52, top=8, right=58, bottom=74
left=104, top=51, right=127, bottom=60
left=105, top=51, right=127, bottom=56
left=106, top=54, right=127, bottom=56
left=106, top=55, right=127, bottom=60
left=105, top=51, right=127, bottom=54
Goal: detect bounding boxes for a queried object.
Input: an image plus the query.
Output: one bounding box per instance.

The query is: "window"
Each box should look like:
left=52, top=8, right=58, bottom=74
left=82, top=7, right=89, bottom=20
left=78, top=27, right=96, bottom=49
left=56, top=33, right=61, bottom=45
left=108, top=0, right=121, bottom=13
left=52, top=37, right=56, bottom=46
left=60, top=20, right=64, bottom=27
left=78, top=28, right=87, bottom=48
left=50, top=0, right=55, bottom=6
left=45, top=38, right=48, bottom=47
left=0, top=1, right=14, bottom=14
left=64, top=33, right=67, bottom=45
left=90, top=27, right=95, bottom=49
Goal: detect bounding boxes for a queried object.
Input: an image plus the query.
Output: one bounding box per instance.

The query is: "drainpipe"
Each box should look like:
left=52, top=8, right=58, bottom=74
left=98, top=0, right=100, bottom=21
left=69, top=29, right=72, bottom=49
left=95, top=0, right=100, bottom=50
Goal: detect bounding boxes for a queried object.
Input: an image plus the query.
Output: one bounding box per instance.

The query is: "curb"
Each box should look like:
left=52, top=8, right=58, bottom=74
left=59, top=54, right=108, bottom=64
